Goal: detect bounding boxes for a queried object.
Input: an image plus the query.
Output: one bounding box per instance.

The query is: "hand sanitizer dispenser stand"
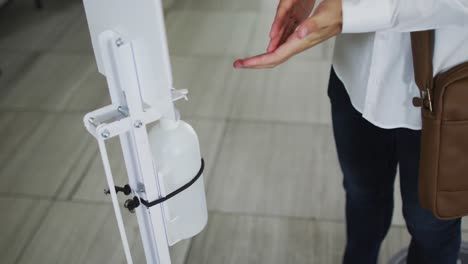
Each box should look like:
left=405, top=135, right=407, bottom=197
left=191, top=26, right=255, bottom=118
left=81, top=1, right=208, bottom=263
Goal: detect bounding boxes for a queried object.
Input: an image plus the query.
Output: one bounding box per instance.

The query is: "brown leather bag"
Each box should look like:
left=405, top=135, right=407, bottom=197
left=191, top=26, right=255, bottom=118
left=411, top=30, right=468, bottom=220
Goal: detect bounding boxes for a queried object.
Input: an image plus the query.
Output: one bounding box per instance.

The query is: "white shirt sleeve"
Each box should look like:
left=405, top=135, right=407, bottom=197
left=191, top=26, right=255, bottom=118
left=342, top=0, right=468, bottom=33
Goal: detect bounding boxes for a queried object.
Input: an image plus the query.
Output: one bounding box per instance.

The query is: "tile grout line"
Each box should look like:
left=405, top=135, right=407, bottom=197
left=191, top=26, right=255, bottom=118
left=0, top=192, right=111, bottom=205
left=11, top=199, right=58, bottom=264
left=2, top=191, right=467, bottom=232
left=0, top=106, right=333, bottom=127
left=0, top=51, right=42, bottom=96
left=65, top=143, right=100, bottom=200
left=0, top=111, right=44, bottom=171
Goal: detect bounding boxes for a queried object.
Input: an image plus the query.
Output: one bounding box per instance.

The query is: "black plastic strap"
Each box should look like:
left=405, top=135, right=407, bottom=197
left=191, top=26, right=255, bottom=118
left=139, top=158, right=205, bottom=208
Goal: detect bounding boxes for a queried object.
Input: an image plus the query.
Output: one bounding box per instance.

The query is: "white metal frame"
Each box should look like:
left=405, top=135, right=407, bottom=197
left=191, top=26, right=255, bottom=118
left=83, top=30, right=186, bottom=264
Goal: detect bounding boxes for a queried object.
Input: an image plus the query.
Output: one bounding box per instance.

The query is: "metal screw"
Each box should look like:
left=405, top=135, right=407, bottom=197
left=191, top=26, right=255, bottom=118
left=134, top=120, right=143, bottom=128
left=116, top=38, right=124, bottom=47
left=101, top=130, right=110, bottom=138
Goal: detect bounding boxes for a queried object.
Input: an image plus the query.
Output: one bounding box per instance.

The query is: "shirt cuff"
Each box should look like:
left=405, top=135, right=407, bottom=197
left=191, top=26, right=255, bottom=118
left=341, top=0, right=395, bottom=33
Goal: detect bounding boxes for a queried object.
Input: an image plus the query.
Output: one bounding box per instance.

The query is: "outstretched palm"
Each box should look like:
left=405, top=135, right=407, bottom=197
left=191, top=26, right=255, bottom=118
left=267, top=0, right=316, bottom=53
left=234, top=0, right=342, bottom=69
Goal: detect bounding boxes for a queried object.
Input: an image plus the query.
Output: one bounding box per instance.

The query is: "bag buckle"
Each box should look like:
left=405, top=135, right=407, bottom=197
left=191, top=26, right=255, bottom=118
left=417, top=87, right=433, bottom=113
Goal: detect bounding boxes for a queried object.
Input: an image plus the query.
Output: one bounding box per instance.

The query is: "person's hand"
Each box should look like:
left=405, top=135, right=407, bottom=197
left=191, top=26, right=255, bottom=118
left=267, top=0, right=317, bottom=53
left=233, top=0, right=342, bottom=69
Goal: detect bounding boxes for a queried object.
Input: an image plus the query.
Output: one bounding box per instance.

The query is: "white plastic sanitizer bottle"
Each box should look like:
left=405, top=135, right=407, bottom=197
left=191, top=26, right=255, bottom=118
left=148, top=116, right=208, bottom=245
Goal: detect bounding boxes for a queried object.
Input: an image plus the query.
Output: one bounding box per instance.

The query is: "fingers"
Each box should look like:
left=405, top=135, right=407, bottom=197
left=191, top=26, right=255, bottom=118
left=236, top=0, right=343, bottom=69
left=269, top=0, right=294, bottom=38
left=267, top=14, right=301, bottom=52
left=234, top=53, right=274, bottom=69
left=267, top=35, right=282, bottom=53
left=267, top=17, right=293, bottom=52
left=296, top=1, right=342, bottom=39
left=235, top=24, right=340, bottom=69
left=280, top=19, right=299, bottom=43
left=236, top=35, right=303, bottom=69
left=234, top=51, right=286, bottom=69
left=268, top=0, right=318, bottom=52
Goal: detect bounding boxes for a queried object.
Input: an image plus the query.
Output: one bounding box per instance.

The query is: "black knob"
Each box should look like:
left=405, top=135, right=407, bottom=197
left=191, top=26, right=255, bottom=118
left=104, top=184, right=132, bottom=196
left=124, top=197, right=140, bottom=213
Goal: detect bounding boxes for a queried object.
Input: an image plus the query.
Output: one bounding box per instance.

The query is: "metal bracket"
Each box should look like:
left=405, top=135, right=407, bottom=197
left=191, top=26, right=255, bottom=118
left=83, top=31, right=173, bottom=264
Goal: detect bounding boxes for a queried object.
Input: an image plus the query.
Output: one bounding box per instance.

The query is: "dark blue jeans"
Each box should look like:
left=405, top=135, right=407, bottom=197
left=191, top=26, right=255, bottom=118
left=328, top=69, right=461, bottom=264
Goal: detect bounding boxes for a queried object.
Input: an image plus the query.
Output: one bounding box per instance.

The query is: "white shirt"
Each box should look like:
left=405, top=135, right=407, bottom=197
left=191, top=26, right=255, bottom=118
left=332, top=0, right=468, bottom=129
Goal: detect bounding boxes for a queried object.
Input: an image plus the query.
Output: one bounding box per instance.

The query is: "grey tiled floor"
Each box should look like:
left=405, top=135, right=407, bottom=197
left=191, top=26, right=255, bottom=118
left=1, top=0, right=466, bottom=264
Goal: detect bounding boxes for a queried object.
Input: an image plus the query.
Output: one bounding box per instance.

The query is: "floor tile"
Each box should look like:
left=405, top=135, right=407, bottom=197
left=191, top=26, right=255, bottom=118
left=383, top=230, right=468, bottom=262
left=162, top=0, right=176, bottom=10
left=187, top=212, right=344, bottom=264
left=380, top=226, right=412, bottom=263
left=207, top=121, right=344, bottom=219
left=52, top=10, right=93, bottom=52
left=0, top=113, right=92, bottom=196
left=392, top=175, right=406, bottom=227
left=57, top=136, right=101, bottom=200
left=0, top=53, right=99, bottom=111
left=0, top=0, right=82, bottom=51
left=17, top=200, right=191, bottom=264
left=229, top=58, right=332, bottom=124
left=0, top=112, right=44, bottom=170
left=130, top=236, right=191, bottom=264
left=0, top=197, right=50, bottom=264
left=187, top=212, right=412, bottom=264
left=62, top=68, right=110, bottom=112
left=165, top=11, right=256, bottom=56
left=0, top=50, right=37, bottom=96
left=16, top=201, right=113, bottom=264
left=172, top=55, right=238, bottom=118
left=72, top=119, right=226, bottom=202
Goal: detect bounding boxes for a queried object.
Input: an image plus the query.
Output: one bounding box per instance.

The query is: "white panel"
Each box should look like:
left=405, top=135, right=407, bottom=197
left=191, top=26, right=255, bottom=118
left=82, top=0, right=173, bottom=116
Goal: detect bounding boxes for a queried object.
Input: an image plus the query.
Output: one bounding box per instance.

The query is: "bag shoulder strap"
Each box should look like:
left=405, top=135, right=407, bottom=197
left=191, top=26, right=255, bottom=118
left=410, top=30, right=435, bottom=109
